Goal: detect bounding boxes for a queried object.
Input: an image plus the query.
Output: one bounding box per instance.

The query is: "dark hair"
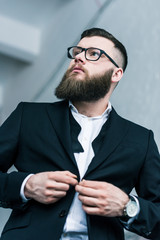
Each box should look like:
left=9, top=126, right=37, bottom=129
left=81, top=27, right=128, bottom=72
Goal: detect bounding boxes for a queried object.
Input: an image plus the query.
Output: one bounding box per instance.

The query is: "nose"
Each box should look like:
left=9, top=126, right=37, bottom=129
left=74, top=51, right=86, bottom=64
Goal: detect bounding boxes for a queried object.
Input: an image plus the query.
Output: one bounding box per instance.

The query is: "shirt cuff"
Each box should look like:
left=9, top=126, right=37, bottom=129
left=20, top=174, right=33, bottom=202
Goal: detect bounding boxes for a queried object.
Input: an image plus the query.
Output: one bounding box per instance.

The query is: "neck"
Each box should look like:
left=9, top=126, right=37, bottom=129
left=72, top=95, right=110, bottom=117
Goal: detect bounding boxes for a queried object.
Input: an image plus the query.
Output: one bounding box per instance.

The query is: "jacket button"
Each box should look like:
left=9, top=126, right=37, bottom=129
left=142, top=227, right=151, bottom=237
left=59, top=210, right=67, bottom=217
left=145, top=231, right=151, bottom=237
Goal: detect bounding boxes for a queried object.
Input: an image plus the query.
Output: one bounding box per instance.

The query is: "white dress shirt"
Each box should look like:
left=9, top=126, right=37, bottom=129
left=60, top=102, right=112, bottom=240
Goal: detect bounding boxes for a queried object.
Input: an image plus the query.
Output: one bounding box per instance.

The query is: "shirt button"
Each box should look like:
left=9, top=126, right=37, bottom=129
left=59, top=210, right=67, bottom=217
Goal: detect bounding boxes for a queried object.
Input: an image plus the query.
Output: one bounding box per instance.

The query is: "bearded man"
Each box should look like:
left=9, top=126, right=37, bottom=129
left=0, top=28, right=160, bottom=240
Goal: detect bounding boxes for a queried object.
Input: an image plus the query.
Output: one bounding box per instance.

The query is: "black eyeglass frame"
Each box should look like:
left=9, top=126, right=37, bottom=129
left=67, top=46, right=119, bottom=68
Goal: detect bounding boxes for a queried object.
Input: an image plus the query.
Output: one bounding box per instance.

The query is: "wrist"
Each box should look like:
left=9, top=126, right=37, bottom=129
left=20, top=174, right=33, bottom=202
left=123, top=195, right=139, bottom=219
left=24, top=174, right=34, bottom=199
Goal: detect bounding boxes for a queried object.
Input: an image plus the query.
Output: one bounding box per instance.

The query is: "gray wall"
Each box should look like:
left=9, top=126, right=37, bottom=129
left=0, top=0, right=160, bottom=239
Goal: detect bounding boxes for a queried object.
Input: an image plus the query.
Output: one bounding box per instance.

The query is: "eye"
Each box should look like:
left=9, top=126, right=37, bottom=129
left=87, top=48, right=101, bottom=59
left=90, top=50, right=100, bottom=57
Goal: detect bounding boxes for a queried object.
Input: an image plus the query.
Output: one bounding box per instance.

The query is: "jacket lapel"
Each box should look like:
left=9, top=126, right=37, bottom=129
left=85, top=108, right=129, bottom=176
left=46, top=102, right=129, bottom=177
left=46, top=101, right=77, bottom=166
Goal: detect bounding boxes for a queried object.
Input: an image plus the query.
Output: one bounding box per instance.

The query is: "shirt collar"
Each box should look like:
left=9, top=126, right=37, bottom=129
left=69, top=101, right=112, bottom=120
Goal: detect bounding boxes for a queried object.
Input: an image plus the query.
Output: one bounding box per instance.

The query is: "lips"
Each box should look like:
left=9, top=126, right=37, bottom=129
left=72, top=66, right=84, bottom=73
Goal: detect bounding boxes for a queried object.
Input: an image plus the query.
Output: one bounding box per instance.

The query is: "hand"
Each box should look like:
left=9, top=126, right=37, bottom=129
left=24, top=171, right=78, bottom=204
left=75, top=180, right=129, bottom=217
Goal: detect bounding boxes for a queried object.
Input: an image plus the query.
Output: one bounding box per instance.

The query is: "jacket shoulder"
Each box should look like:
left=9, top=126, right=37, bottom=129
left=17, top=100, right=68, bottom=111
left=112, top=108, right=150, bottom=132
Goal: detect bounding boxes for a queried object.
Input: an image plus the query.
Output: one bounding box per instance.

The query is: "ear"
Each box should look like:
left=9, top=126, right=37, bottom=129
left=111, top=68, right=123, bottom=84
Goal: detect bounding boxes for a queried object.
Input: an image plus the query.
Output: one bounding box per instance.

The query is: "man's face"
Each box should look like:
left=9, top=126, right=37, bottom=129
left=55, top=36, right=116, bottom=102
left=67, top=36, right=116, bottom=79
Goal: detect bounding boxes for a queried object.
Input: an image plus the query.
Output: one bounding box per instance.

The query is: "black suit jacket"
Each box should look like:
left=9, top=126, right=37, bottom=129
left=0, top=101, right=160, bottom=240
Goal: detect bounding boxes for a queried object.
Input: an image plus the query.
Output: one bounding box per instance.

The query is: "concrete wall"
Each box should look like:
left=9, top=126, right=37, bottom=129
left=34, top=0, right=160, bottom=147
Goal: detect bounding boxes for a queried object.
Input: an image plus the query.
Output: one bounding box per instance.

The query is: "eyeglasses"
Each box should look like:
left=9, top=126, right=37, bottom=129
left=67, top=46, right=119, bottom=68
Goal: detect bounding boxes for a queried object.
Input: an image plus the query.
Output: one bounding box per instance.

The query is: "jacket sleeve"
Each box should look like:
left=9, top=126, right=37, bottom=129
left=126, top=131, right=160, bottom=239
left=0, top=103, right=29, bottom=210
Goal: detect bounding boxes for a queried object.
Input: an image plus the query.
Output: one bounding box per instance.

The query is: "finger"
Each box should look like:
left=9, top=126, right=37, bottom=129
left=82, top=204, right=118, bottom=217
left=79, top=179, right=105, bottom=189
left=82, top=205, right=102, bottom=216
left=46, top=189, right=67, bottom=198
left=78, top=195, right=97, bottom=207
left=39, top=191, right=67, bottom=205
left=60, top=175, right=78, bottom=186
left=56, top=170, right=77, bottom=180
left=48, top=171, right=78, bottom=186
left=76, top=184, right=99, bottom=198
left=47, top=180, right=70, bottom=191
left=64, top=171, right=77, bottom=178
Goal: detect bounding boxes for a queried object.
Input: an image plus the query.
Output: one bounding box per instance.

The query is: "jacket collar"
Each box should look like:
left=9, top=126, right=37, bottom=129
left=46, top=101, right=129, bottom=176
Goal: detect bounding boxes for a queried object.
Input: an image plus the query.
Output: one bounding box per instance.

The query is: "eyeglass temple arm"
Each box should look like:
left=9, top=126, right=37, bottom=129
left=103, top=51, right=119, bottom=68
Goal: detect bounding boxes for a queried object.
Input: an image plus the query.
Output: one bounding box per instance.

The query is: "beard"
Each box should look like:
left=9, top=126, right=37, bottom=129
left=55, top=65, right=114, bottom=102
